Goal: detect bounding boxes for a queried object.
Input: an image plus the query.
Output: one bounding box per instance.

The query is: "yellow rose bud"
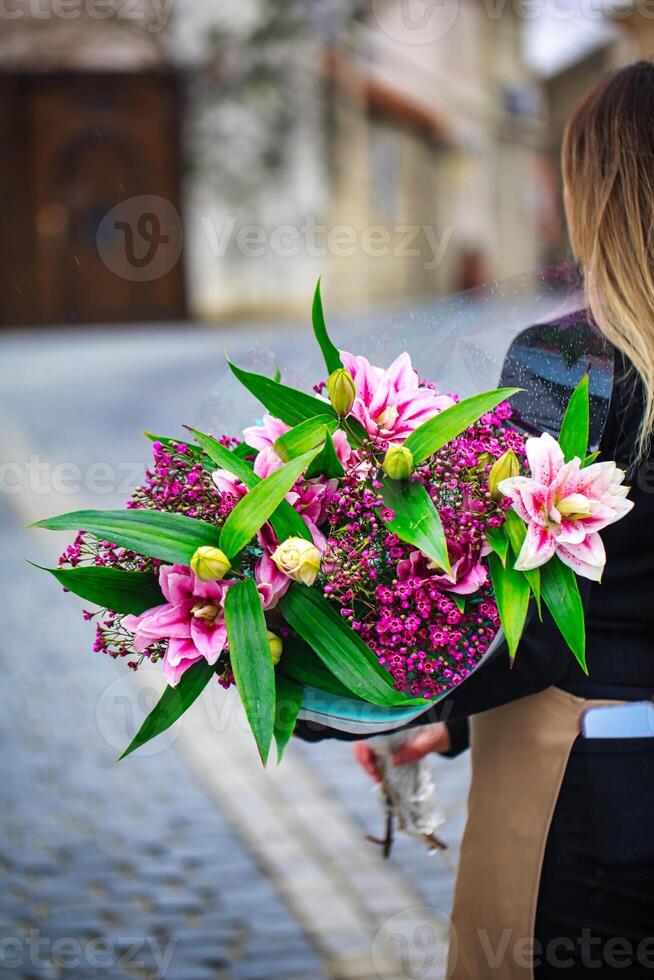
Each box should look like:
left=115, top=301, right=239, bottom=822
left=327, top=368, right=356, bottom=416
left=271, top=537, right=322, bottom=586
left=267, top=630, right=283, bottom=665
left=488, top=450, right=520, bottom=499
left=382, top=445, right=414, bottom=480
left=190, top=546, right=231, bottom=581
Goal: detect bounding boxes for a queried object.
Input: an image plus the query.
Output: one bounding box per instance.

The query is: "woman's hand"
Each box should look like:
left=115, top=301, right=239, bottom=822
left=353, top=722, right=452, bottom=782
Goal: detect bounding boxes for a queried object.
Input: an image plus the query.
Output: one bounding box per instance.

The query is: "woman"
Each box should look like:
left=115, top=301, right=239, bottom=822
left=345, top=62, right=654, bottom=977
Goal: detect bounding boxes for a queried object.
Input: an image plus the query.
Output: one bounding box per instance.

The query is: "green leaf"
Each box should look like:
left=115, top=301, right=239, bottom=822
left=188, top=427, right=312, bottom=543
left=485, top=526, right=510, bottom=566
left=503, top=509, right=542, bottom=617
left=119, top=660, right=215, bottom=760
left=312, top=278, right=342, bottom=374
left=582, top=451, right=600, bottom=468
left=228, top=359, right=337, bottom=428
left=540, top=556, right=587, bottom=673
left=189, top=428, right=258, bottom=487
left=452, top=595, right=466, bottom=614
left=274, top=415, right=338, bottom=462
left=280, top=635, right=358, bottom=699
left=403, top=388, right=521, bottom=464
left=273, top=672, right=303, bottom=762
left=224, top=578, right=276, bottom=764
left=34, top=564, right=163, bottom=616
left=305, top=429, right=345, bottom=479
left=381, top=478, right=451, bottom=575
left=233, top=441, right=255, bottom=460
left=279, top=585, right=425, bottom=707
left=219, top=447, right=321, bottom=558
left=488, top=552, right=530, bottom=660
left=558, top=374, right=590, bottom=463
left=29, top=509, right=222, bottom=566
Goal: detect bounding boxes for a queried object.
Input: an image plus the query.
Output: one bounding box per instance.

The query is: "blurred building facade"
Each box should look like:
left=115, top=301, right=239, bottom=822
left=181, top=0, right=550, bottom=319
left=0, top=0, right=651, bottom=325
left=541, top=12, right=648, bottom=263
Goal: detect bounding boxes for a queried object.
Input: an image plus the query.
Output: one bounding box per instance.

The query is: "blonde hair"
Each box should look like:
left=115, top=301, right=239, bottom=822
left=562, top=60, right=654, bottom=458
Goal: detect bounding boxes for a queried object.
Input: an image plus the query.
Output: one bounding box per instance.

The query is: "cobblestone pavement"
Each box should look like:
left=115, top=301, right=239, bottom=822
left=1, top=324, right=470, bottom=980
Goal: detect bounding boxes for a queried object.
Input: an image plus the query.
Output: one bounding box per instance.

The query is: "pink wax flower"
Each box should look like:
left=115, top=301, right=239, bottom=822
left=122, top=564, right=237, bottom=686
left=341, top=350, right=455, bottom=443
left=499, top=432, right=633, bottom=581
left=397, top=543, right=487, bottom=596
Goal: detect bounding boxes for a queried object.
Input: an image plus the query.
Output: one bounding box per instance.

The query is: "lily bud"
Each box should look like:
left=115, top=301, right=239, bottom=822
left=191, top=546, right=231, bottom=581
left=382, top=445, right=414, bottom=480
left=327, top=368, right=356, bottom=416
left=271, top=537, right=322, bottom=586
left=267, top=630, right=283, bottom=665
left=488, top=450, right=519, bottom=499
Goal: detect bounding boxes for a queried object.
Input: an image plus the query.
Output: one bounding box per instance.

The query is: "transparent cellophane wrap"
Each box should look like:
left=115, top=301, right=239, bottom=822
left=197, top=263, right=614, bottom=850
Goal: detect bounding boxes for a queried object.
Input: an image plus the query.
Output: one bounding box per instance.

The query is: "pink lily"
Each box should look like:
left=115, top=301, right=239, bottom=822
left=212, top=416, right=291, bottom=491
left=215, top=415, right=353, bottom=488
left=341, top=350, right=455, bottom=443
left=212, top=469, right=247, bottom=500
left=122, top=565, right=236, bottom=686
left=243, top=414, right=290, bottom=479
left=213, top=415, right=354, bottom=541
left=397, top=543, right=487, bottom=595
left=254, top=552, right=290, bottom=609
left=499, top=432, right=633, bottom=581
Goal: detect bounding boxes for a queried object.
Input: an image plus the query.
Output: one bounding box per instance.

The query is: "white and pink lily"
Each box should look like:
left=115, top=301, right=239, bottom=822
left=499, top=432, right=633, bottom=581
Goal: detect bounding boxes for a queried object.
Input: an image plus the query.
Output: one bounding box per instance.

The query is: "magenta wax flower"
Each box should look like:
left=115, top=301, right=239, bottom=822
left=341, top=350, right=455, bottom=442
left=122, top=564, right=236, bottom=686
left=499, top=432, right=633, bottom=580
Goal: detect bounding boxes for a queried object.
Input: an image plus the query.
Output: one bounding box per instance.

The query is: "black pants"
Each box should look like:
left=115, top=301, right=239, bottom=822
left=534, top=736, right=654, bottom=977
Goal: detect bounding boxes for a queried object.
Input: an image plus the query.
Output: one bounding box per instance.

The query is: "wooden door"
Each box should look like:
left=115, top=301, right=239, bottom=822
left=0, top=72, right=186, bottom=326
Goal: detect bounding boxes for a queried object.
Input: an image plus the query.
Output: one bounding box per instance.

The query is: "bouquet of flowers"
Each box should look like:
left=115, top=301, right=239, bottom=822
left=30, top=283, right=633, bottom=771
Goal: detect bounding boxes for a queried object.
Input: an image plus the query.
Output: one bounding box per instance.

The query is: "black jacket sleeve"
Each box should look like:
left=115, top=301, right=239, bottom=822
left=440, top=717, right=470, bottom=758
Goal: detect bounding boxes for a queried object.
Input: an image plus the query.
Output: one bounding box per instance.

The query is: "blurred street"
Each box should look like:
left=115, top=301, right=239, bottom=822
left=1, top=323, right=470, bottom=980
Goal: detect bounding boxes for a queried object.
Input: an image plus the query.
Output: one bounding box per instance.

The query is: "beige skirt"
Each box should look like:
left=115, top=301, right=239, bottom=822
left=447, top=685, right=622, bottom=980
